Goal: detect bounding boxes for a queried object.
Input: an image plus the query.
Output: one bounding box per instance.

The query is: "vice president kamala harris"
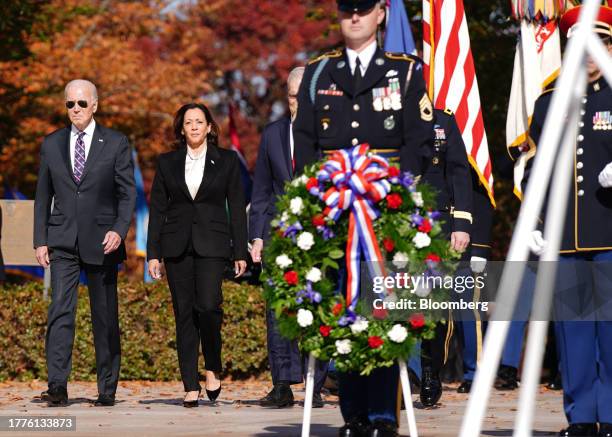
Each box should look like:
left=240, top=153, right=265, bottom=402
left=147, top=103, right=248, bottom=407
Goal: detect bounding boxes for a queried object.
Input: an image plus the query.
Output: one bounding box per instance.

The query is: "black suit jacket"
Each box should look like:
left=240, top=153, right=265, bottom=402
left=147, top=144, right=248, bottom=261
left=33, top=123, right=136, bottom=265
left=249, top=117, right=293, bottom=242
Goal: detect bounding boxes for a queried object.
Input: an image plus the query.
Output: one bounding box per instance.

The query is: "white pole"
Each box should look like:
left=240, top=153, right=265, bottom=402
left=513, top=69, right=585, bottom=437
left=301, top=353, right=316, bottom=437
left=459, top=2, right=603, bottom=435
left=399, top=360, right=419, bottom=437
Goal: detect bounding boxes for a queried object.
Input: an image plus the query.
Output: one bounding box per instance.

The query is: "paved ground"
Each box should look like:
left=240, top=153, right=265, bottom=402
left=0, top=380, right=565, bottom=436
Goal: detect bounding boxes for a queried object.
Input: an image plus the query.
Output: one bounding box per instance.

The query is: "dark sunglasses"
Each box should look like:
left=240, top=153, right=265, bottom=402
left=65, top=100, right=88, bottom=109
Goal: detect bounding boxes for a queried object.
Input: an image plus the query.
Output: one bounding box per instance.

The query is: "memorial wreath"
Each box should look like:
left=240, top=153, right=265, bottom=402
left=262, top=144, right=459, bottom=375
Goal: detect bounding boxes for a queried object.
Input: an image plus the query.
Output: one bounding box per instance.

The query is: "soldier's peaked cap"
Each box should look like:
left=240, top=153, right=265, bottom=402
left=560, top=1, right=612, bottom=37
left=337, top=0, right=380, bottom=13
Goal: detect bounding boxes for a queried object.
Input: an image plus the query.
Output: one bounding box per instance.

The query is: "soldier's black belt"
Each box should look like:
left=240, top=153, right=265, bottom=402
left=322, top=148, right=400, bottom=162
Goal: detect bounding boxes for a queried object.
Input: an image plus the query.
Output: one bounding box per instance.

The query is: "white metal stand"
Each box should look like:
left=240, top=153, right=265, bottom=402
left=399, top=360, right=419, bottom=437
left=301, top=353, right=316, bottom=437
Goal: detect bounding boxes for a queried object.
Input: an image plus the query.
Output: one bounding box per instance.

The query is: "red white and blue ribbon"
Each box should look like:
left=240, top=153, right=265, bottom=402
left=312, top=144, right=393, bottom=309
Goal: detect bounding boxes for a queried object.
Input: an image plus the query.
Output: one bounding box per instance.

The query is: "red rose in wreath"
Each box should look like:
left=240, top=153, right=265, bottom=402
left=383, top=237, right=395, bottom=252
left=388, top=166, right=400, bottom=178
left=312, top=214, right=326, bottom=227
left=368, top=336, right=384, bottom=349
left=332, top=302, right=344, bottom=316
left=306, top=177, right=318, bottom=191
left=409, top=312, right=426, bottom=329
left=386, top=193, right=403, bottom=210
left=426, top=253, right=441, bottom=263
left=319, top=325, right=332, bottom=337
left=418, top=219, right=432, bottom=233
left=284, top=270, right=299, bottom=286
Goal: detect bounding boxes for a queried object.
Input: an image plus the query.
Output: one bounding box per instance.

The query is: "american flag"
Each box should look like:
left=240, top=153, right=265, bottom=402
left=423, top=0, right=495, bottom=207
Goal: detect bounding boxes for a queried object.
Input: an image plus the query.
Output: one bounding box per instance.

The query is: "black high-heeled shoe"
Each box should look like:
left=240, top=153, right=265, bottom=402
left=206, top=384, right=221, bottom=402
left=183, top=390, right=200, bottom=408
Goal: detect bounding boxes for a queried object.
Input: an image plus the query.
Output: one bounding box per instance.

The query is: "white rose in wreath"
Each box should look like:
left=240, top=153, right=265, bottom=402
left=275, top=254, right=293, bottom=269
left=290, top=197, right=304, bottom=215
left=392, top=251, right=409, bottom=269
left=411, top=191, right=424, bottom=207
left=349, top=317, right=369, bottom=334
left=335, top=339, right=352, bottom=355
left=413, top=232, right=431, bottom=249
left=297, top=308, right=313, bottom=327
left=297, top=232, right=315, bottom=251
left=306, top=267, right=322, bottom=283
left=388, top=324, right=408, bottom=343
left=414, top=282, right=432, bottom=297
left=291, top=174, right=309, bottom=187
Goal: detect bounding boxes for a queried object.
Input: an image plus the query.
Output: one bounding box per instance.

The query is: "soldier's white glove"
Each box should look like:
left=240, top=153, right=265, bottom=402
left=598, top=162, right=612, bottom=188
left=528, top=230, right=547, bottom=256
left=470, top=256, right=487, bottom=274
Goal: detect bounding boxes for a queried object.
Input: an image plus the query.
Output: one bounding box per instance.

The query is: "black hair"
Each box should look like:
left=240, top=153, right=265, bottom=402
left=173, top=102, right=220, bottom=148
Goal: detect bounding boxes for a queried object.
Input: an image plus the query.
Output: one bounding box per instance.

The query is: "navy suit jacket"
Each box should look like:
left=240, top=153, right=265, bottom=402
left=249, top=117, right=293, bottom=242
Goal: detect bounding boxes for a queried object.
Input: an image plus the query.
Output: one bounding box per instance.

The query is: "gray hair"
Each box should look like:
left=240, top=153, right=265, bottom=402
left=287, top=67, right=305, bottom=89
left=64, top=79, right=98, bottom=100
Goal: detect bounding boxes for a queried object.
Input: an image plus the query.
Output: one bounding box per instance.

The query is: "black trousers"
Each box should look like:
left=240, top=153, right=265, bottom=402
left=265, top=309, right=328, bottom=392
left=46, top=247, right=120, bottom=396
left=164, top=250, right=225, bottom=392
left=421, top=321, right=453, bottom=374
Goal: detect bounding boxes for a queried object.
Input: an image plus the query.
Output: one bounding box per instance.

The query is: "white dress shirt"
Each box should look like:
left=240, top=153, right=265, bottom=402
left=185, top=146, right=207, bottom=199
left=346, top=40, right=378, bottom=76
left=289, top=122, right=295, bottom=164
left=69, top=119, right=96, bottom=172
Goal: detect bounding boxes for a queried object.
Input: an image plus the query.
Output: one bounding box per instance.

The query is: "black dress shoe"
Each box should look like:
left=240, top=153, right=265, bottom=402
left=457, top=380, right=472, bottom=393
left=558, top=423, right=598, bottom=436
left=420, top=369, right=442, bottom=407
left=206, top=384, right=221, bottom=402
left=599, top=423, right=612, bottom=437
left=368, top=420, right=399, bottom=437
left=495, top=365, right=519, bottom=390
left=312, top=392, right=324, bottom=408
left=94, top=394, right=115, bottom=407
left=40, top=390, right=49, bottom=400
left=259, top=386, right=277, bottom=404
left=46, top=386, right=68, bottom=407
left=339, top=417, right=370, bottom=437
left=547, top=373, right=563, bottom=391
left=182, top=390, right=200, bottom=408
left=260, top=383, right=294, bottom=408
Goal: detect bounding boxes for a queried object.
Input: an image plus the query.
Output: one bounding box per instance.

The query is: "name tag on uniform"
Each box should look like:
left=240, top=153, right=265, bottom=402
left=593, top=111, right=612, bottom=130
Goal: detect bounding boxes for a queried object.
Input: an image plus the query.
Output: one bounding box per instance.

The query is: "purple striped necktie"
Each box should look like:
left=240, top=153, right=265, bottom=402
left=73, top=131, right=86, bottom=182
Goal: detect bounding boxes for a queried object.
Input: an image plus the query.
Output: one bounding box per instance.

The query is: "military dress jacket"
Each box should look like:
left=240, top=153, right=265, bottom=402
left=526, top=77, right=612, bottom=253
left=423, top=109, right=493, bottom=259
left=293, top=46, right=434, bottom=176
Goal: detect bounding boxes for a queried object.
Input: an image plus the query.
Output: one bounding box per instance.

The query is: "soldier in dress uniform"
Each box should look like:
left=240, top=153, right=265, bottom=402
left=418, top=108, right=472, bottom=406
left=293, top=1, right=434, bottom=435
left=418, top=109, right=494, bottom=404
left=524, top=4, right=612, bottom=436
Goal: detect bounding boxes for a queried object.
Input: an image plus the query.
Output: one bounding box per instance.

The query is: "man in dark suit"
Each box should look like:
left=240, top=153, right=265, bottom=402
left=34, top=79, right=136, bottom=407
left=250, top=67, right=328, bottom=408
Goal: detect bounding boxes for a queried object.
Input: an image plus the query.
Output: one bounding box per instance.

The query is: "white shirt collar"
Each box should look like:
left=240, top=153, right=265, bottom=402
left=71, top=119, right=96, bottom=137
left=346, top=40, right=378, bottom=75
